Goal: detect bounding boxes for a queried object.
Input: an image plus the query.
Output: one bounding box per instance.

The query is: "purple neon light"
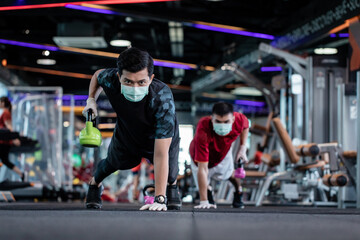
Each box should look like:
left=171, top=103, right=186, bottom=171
left=192, top=23, right=275, bottom=40
left=235, top=100, right=265, bottom=107
left=338, top=33, right=349, bottom=37
left=261, top=66, right=282, bottom=72
left=0, top=39, right=59, bottom=51
left=154, top=60, right=193, bottom=70
left=330, top=33, right=336, bottom=38
left=65, top=4, right=123, bottom=15
left=62, top=95, right=88, bottom=101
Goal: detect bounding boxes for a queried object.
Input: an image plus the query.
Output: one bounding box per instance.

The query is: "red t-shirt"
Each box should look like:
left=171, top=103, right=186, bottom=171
left=0, top=109, right=12, bottom=145
left=189, top=112, right=249, bottom=168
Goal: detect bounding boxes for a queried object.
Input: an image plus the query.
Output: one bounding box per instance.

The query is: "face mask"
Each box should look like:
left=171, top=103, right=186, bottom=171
left=213, top=123, right=233, bottom=136
left=121, top=85, right=149, bottom=102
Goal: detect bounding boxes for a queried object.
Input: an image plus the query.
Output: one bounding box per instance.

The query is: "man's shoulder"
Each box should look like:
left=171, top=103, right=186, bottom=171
left=97, top=68, right=118, bottom=88
left=198, top=116, right=211, bottom=129
left=150, top=78, right=169, bottom=92
left=2, top=109, right=11, bottom=118
left=234, top=112, right=247, bottom=121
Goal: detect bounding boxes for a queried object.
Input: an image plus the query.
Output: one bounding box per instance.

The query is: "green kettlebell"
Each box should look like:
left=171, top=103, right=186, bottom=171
left=79, top=109, right=102, bottom=148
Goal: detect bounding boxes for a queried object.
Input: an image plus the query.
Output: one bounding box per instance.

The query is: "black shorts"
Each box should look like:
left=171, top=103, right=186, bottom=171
left=103, top=134, right=179, bottom=184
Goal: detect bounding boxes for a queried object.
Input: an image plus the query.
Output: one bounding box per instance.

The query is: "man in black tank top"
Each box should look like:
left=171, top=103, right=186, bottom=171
left=83, top=47, right=181, bottom=211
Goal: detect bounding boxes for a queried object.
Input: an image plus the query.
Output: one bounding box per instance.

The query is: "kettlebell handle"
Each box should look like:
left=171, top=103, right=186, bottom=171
left=237, top=157, right=244, bottom=168
left=87, top=109, right=94, bottom=122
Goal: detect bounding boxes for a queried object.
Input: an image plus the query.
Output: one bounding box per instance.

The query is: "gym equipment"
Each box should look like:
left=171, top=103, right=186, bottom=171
left=323, top=173, right=349, bottom=187
left=143, top=184, right=155, bottom=204
left=234, top=161, right=246, bottom=179
left=0, top=179, right=33, bottom=190
left=79, top=109, right=102, bottom=148
left=0, top=129, right=19, bottom=140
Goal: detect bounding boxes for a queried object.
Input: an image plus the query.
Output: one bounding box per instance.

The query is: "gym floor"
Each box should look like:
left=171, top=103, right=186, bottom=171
left=1, top=203, right=360, bottom=240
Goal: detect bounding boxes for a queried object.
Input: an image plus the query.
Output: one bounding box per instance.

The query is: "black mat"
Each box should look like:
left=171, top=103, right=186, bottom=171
left=1, top=202, right=360, bottom=240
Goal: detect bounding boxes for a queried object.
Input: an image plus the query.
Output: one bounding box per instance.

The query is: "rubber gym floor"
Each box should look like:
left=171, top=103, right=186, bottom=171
left=1, top=203, right=360, bottom=240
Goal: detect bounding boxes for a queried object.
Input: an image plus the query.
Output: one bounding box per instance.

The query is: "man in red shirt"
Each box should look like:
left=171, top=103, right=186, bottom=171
left=189, top=102, right=249, bottom=209
left=0, top=97, right=23, bottom=180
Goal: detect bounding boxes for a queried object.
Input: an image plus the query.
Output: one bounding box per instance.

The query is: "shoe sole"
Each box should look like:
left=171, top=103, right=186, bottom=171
left=86, top=203, right=102, bottom=209
left=232, top=205, right=245, bottom=209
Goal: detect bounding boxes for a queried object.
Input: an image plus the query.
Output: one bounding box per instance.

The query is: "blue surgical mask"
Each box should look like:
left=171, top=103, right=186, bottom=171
left=121, top=85, right=149, bottom=102
left=213, top=123, right=232, bottom=136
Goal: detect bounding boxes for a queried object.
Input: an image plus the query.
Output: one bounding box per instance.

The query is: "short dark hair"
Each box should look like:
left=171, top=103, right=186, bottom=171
left=212, top=102, right=233, bottom=116
left=117, top=47, right=154, bottom=77
left=0, top=96, right=12, bottom=112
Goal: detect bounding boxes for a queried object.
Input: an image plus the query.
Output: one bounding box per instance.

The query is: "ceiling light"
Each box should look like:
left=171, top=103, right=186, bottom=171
left=231, top=87, right=263, bottom=96
left=1, top=59, right=7, bottom=67
left=36, top=59, right=56, bottom=65
left=261, top=66, right=282, bottom=72
left=314, top=48, right=338, bottom=55
left=42, top=50, right=50, bottom=56
left=110, top=40, right=131, bottom=47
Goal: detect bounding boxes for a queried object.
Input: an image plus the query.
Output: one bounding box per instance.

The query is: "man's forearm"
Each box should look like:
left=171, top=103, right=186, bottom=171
left=236, top=128, right=249, bottom=160
left=154, top=155, right=168, bottom=197
left=197, top=166, right=208, bottom=201
left=88, top=70, right=103, bottom=99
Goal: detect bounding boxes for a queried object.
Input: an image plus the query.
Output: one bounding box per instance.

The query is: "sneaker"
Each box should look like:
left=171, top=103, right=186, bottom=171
left=86, top=184, right=104, bottom=209
left=232, top=191, right=244, bottom=209
left=166, top=184, right=182, bottom=210
left=207, top=189, right=215, bottom=205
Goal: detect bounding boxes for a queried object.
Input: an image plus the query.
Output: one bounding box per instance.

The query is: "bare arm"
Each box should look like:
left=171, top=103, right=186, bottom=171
left=4, top=119, right=13, bottom=131
left=154, top=138, right=172, bottom=197
left=197, top=161, right=209, bottom=201
left=236, top=128, right=249, bottom=161
left=88, top=69, right=104, bottom=99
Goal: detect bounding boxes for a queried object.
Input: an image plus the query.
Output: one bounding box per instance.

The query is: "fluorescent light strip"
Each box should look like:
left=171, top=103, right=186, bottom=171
left=261, top=66, right=282, bottom=72
left=154, top=60, right=194, bottom=70
left=6, top=64, right=190, bottom=91
left=0, top=38, right=212, bottom=71
left=189, top=22, right=275, bottom=40
left=65, top=4, right=123, bottom=15
left=235, top=100, right=266, bottom=107
left=59, top=46, right=119, bottom=58
left=0, top=39, right=59, bottom=51
left=62, top=95, right=89, bottom=100
left=6, top=64, right=92, bottom=79
left=338, top=33, right=349, bottom=37
left=0, top=0, right=176, bottom=11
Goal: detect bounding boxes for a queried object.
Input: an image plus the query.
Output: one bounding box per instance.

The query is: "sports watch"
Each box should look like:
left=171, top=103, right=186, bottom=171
left=154, top=195, right=167, bottom=205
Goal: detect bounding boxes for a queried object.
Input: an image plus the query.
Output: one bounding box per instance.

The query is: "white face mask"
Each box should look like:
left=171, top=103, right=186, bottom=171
left=121, top=85, right=149, bottom=102
left=213, top=123, right=233, bottom=136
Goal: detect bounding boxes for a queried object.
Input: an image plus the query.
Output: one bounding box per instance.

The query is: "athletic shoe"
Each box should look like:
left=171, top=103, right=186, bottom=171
left=232, top=191, right=244, bottom=209
left=166, top=184, right=182, bottom=210
left=85, top=184, right=104, bottom=209
left=207, top=189, right=215, bottom=205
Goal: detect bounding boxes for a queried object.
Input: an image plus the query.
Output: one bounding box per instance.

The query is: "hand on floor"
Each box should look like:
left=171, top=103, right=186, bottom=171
left=140, top=202, right=167, bottom=211
left=194, top=200, right=217, bottom=209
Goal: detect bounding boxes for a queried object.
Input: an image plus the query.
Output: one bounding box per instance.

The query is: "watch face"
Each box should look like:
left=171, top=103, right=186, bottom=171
left=155, top=195, right=166, bottom=204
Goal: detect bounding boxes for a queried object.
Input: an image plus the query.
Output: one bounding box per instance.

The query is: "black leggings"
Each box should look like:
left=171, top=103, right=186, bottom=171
left=0, top=144, right=15, bottom=169
left=94, top=159, right=118, bottom=184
